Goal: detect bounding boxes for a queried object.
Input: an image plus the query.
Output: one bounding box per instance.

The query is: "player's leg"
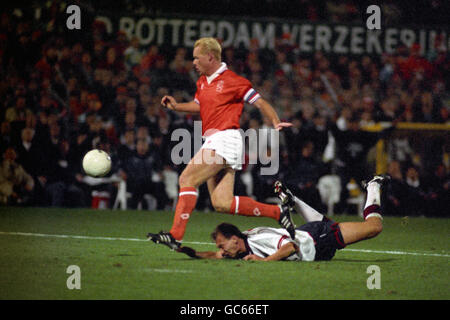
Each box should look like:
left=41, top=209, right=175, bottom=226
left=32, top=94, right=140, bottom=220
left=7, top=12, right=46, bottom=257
left=208, top=168, right=279, bottom=219
left=169, top=148, right=226, bottom=240
left=179, top=148, right=227, bottom=188
left=338, top=175, right=390, bottom=245
left=206, top=168, right=234, bottom=213
left=337, top=218, right=383, bottom=245
left=207, top=171, right=296, bottom=238
left=274, top=181, right=325, bottom=222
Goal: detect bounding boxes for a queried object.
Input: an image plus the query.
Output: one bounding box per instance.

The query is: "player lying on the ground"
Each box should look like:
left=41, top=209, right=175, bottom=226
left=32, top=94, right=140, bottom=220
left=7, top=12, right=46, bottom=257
left=154, top=175, right=390, bottom=261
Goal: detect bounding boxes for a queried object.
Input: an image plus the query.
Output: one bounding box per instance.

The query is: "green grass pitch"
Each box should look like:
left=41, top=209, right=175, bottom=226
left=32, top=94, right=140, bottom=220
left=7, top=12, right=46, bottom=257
left=0, top=206, right=448, bottom=300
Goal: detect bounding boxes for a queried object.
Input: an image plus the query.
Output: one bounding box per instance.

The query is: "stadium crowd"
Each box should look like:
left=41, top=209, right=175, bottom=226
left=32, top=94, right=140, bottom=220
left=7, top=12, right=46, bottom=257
left=0, top=1, right=448, bottom=217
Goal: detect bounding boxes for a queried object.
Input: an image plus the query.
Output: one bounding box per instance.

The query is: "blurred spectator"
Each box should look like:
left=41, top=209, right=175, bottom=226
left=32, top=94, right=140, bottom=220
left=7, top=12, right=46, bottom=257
left=120, top=139, right=170, bottom=210
left=92, top=69, right=115, bottom=116
left=251, top=147, right=280, bottom=203
left=1, top=122, right=13, bottom=151
left=136, top=125, right=151, bottom=146
left=311, top=113, right=329, bottom=155
left=285, top=141, right=327, bottom=212
left=169, top=47, right=194, bottom=91
left=330, top=114, right=394, bottom=213
left=5, top=95, right=33, bottom=123
left=34, top=45, right=57, bottom=79
left=140, top=44, right=160, bottom=70
left=141, top=104, right=161, bottom=136
left=119, top=111, right=137, bottom=137
left=377, top=98, right=400, bottom=122
left=387, top=136, right=414, bottom=164
left=403, top=165, right=428, bottom=216
left=414, top=91, right=443, bottom=123
left=151, top=55, right=176, bottom=90
left=423, top=163, right=450, bottom=217
left=68, top=124, right=92, bottom=175
left=397, top=44, right=433, bottom=82
left=15, top=127, right=41, bottom=177
left=336, top=106, right=352, bottom=131
left=37, top=92, right=60, bottom=116
left=118, top=129, right=136, bottom=164
left=32, top=122, right=84, bottom=207
left=124, top=36, right=144, bottom=71
left=77, top=51, right=95, bottom=87
left=97, top=46, right=125, bottom=72
left=0, top=147, right=34, bottom=205
left=326, top=1, right=359, bottom=23
left=384, top=160, right=410, bottom=216
left=281, top=115, right=304, bottom=164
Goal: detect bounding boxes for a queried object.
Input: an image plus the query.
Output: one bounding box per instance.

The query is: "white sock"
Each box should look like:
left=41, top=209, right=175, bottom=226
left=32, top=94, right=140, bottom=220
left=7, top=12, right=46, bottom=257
left=363, top=183, right=383, bottom=220
left=293, top=196, right=324, bottom=222
left=364, top=182, right=381, bottom=209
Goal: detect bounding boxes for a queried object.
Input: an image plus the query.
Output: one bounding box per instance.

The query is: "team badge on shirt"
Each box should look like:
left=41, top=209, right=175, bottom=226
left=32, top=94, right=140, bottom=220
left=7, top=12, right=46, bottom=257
left=216, top=80, right=224, bottom=93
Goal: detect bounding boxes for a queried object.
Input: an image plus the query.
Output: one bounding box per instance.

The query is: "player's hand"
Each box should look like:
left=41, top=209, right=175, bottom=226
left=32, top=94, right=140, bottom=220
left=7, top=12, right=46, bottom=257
left=176, top=246, right=199, bottom=259
left=243, top=254, right=264, bottom=261
left=161, top=96, right=177, bottom=110
left=274, top=122, right=293, bottom=131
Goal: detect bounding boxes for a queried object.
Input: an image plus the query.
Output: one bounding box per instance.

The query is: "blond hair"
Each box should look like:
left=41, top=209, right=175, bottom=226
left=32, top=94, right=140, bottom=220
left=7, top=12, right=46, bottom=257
left=194, top=37, right=222, bottom=61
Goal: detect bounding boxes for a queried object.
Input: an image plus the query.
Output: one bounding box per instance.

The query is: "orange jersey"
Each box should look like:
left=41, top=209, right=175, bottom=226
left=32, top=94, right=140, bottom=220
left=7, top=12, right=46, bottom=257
left=194, top=64, right=260, bottom=136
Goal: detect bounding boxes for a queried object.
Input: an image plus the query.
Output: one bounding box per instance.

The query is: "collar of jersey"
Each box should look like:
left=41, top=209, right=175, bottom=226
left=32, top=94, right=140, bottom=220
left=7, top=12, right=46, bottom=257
left=206, top=62, right=228, bottom=84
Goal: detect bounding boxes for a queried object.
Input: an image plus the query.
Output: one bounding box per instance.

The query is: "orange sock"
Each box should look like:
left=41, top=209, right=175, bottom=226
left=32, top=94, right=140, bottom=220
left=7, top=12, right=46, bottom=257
left=170, top=187, right=198, bottom=240
left=229, top=196, right=280, bottom=220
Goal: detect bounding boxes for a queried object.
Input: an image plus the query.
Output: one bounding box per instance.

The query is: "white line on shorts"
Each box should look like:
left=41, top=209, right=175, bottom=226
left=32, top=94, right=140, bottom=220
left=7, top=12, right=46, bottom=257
left=0, top=231, right=448, bottom=258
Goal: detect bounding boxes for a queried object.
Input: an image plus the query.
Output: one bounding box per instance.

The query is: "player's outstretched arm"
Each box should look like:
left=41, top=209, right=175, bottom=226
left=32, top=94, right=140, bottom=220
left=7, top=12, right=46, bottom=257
left=176, top=246, right=223, bottom=259
left=161, top=96, right=200, bottom=113
left=253, top=98, right=292, bottom=131
left=243, top=242, right=298, bottom=261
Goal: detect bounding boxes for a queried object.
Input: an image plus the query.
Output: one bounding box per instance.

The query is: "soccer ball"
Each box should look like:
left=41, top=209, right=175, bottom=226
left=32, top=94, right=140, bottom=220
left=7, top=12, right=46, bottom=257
left=82, top=149, right=112, bottom=177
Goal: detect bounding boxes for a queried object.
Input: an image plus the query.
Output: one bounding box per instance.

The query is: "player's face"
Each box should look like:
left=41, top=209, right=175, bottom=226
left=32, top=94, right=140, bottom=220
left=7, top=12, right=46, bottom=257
left=192, top=46, right=211, bottom=76
left=215, top=233, right=240, bottom=258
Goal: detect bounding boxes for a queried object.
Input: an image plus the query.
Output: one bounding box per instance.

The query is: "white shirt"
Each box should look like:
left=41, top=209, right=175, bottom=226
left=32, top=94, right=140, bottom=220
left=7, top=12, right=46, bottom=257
left=243, top=227, right=316, bottom=261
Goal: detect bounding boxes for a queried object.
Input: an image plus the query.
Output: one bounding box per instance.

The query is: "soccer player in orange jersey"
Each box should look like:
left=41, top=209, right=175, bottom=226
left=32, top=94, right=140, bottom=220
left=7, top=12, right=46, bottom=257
left=147, top=37, right=295, bottom=249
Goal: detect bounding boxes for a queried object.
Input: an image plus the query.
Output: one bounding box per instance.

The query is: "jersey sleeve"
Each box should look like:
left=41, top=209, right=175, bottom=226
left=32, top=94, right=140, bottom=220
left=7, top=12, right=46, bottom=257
left=243, top=88, right=261, bottom=104
left=194, top=92, right=200, bottom=105
left=235, top=76, right=261, bottom=105
left=246, top=228, right=296, bottom=258
left=194, top=79, right=202, bottom=105
left=278, top=236, right=297, bottom=250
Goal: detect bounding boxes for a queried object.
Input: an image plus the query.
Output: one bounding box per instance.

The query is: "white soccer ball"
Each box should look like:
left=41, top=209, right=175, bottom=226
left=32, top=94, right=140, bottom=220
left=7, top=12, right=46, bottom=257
left=82, top=149, right=112, bottom=177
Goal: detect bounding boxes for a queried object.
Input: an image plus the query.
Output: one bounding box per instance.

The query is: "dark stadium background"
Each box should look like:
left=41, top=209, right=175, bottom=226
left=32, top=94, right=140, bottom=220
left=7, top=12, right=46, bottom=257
left=0, top=0, right=448, bottom=217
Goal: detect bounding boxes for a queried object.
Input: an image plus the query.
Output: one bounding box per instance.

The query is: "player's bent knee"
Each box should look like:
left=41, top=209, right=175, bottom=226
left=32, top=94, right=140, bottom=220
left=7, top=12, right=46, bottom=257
left=212, top=202, right=231, bottom=213
left=209, top=190, right=233, bottom=213
left=373, top=223, right=383, bottom=236
left=211, top=198, right=233, bottom=214
left=178, top=172, right=194, bottom=188
left=368, top=220, right=383, bottom=238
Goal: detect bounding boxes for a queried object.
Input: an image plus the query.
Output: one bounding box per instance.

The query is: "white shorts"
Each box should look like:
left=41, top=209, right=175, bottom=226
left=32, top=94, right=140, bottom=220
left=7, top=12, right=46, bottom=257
left=200, top=129, right=244, bottom=170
